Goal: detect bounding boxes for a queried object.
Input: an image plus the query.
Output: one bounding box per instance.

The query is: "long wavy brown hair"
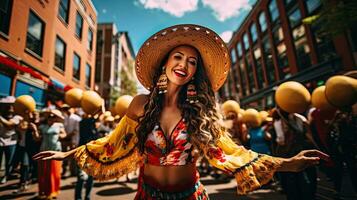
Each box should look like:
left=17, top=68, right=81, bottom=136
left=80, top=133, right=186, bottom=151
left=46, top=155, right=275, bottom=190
left=136, top=46, right=223, bottom=153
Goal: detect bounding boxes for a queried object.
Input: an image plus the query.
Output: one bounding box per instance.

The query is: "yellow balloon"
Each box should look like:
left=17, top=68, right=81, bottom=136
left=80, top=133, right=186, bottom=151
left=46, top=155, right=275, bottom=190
left=325, top=75, right=357, bottom=108
left=275, top=81, right=311, bottom=113
left=115, top=95, right=133, bottom=117
left=311, top=86, right=336, bottom=111
left=221, top=100, right=240, bottom=116
left=242, top=108, right=261, bottom=127
left=81, top=91, right=103, bottom=115
left=14, top=95, right=36, bottom=116
left=65, top=88, right=83, bottom=107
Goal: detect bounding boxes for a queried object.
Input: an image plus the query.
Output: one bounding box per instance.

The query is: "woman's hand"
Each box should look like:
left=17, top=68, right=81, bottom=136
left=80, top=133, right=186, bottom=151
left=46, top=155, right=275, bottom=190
left=33, top=151, right=67, bottom=161
left=278, top=150, right=330, bottom=172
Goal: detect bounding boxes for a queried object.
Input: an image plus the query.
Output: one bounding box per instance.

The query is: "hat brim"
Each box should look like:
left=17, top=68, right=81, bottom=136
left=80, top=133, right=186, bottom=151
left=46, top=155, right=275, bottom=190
left=42, top=110, right=64, bottom=122
left=136, top=24, right=231, bottom=91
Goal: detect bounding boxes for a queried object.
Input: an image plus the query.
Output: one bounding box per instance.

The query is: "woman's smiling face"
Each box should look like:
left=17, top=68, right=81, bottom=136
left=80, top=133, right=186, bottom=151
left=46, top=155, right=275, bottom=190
left=164, top=45, right=199, bottom=86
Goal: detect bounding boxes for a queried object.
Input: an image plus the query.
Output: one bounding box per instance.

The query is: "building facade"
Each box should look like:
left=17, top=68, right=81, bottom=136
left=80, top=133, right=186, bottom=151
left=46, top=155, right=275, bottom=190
left=0, top=0, right=97, bottom=107
left=220, top=0, right=357, bottom=110
left=95, top=23, right=136, bottom=108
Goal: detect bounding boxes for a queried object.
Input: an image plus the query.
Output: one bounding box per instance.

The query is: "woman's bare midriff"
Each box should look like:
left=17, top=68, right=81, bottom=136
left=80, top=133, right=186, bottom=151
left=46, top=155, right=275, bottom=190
left=143, top=163, right=197, bottom=186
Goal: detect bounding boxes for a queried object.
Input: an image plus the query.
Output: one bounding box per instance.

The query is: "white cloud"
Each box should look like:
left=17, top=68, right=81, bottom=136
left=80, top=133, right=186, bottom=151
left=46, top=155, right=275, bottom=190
left=137, top=0, right=198, bottom=17
left=202, top=0, right=251, bottom=21
left=102, top=9, right=107, bottom=14
left=220, top=31, right=233, bottom=43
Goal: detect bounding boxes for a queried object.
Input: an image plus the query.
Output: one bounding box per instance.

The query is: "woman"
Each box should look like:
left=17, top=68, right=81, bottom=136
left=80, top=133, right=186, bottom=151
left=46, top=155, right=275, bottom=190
left=36, top=109, right=67, bottom=199
left=34, top=24, right=328, bottom=199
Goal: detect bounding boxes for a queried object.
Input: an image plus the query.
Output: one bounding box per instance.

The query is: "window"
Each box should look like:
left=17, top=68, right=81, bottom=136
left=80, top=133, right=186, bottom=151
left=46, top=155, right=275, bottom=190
left=85, top=63, right=91, bottom=87
left=75, top=12, right=83, bottom=39
left=288, top=8, right=302, bottom=28
left=0, top=0, right=13, bottom=35
left=0, top=73, right=11, bottom=97
left=231, top=49, right=237, bottom=64
left=243, top=33, right=249, bottom=50
left=292, top=25, right=311, bottom=69
left=306, top=0, right=321, bottom=14
left=272, top=26, right=284, bottom=44
left=269, top=0, right=280, bottom=22
left=259, top=12, right=267, bottom=33
left=73, top=53, right=81, bottom=80
left=87, top=28, right=93, bottom=51
left=58, top=0, right=69, bottom=23
left=250, top=23, right=258, bottom=43
left=26, top=11, right=45, bottom=57
left=276, top=42, right=290, bottom=79
left=97, top=30, right=103, bottom=53
left=246, top=54, right=256, bottom=94
left=262, top=37, right=276, bottom=84
left=253, top=47, right=264, bottom=89
left=15, top=81, right=45, bottom=107
left=54, top=36, right=66, bottom=71
left=79, top=0, right=87, bottom=11
left=95, top=62, right=101, bottom=82
left=311, top=20, right=336, bottom=62
left=239, top=60, right=248, bottom=96
left=236, top=42, right=243, bottom=57
left=232, top=67, right=241, bottom=95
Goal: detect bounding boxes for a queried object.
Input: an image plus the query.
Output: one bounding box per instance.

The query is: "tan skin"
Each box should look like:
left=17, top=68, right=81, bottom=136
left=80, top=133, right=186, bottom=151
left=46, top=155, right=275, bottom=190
left=33, top=45, right=330, bottom=187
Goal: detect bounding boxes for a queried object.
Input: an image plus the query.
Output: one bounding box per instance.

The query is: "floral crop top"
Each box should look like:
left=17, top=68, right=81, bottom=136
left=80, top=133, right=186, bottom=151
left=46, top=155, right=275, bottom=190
left=144, top=118, right=194, bottom=166
left=74, top=115, right=283, bottom=195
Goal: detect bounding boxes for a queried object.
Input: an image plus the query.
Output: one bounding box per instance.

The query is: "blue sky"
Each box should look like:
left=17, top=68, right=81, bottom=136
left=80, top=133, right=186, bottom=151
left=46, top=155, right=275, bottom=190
left=92, top=0, right=257, bottom=55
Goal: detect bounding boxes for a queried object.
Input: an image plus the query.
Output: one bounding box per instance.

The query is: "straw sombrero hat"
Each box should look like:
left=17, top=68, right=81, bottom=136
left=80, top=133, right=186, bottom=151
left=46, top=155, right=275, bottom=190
left=136, top=24, right=231, bottom=91
left=43, top=109, right=64, bottom=122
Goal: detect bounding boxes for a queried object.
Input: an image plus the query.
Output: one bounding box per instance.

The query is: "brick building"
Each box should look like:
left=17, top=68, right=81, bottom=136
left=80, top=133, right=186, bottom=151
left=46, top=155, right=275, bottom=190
left=0, top=0, right=97, bottom=107
left=219, top=0, right=357, bottom=110
left=95, top=23, right=136, bottom=107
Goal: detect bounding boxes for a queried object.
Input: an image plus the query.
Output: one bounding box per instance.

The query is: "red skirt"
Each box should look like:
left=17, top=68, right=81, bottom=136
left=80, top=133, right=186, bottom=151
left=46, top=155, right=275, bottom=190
left=135, top=167, right=209, bottom=200
left=38, top=160, right=62, bottom=198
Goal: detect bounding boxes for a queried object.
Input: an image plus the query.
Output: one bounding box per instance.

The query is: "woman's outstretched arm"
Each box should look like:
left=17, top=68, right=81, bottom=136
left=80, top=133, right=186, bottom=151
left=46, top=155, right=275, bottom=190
left=33, top=147, right=79, bottom=161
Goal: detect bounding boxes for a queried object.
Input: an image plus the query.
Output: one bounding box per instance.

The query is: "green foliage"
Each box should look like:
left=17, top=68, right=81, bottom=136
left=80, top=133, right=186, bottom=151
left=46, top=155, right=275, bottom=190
left=312, top=0, right=357, bottom=36
left=109, top=60, right=137, bottom=107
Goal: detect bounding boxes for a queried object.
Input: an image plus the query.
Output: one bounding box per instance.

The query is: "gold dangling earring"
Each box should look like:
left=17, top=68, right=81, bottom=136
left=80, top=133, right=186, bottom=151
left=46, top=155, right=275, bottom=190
left=186, top=77, right=199, bottom=103
left=157, top=66, right=168, bottom=94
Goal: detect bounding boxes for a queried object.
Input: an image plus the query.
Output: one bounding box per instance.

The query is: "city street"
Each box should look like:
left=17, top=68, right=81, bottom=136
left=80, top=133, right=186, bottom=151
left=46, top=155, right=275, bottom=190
left=1, top=169, right=357, bottom=200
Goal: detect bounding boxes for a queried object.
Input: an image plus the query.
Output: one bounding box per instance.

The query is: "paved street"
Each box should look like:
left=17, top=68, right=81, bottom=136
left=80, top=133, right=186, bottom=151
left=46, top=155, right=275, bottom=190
left=1, top=168, right=357, bottom=200
left=0, top=170, right=286, bottom=200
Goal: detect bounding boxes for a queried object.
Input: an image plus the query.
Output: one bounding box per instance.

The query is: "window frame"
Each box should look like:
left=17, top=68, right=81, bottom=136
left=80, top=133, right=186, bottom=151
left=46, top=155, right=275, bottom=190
left=72, top=52, right=81, bottom=81
left=54, top=35, right=66, bottom=72
left=58, top=0, right=70, bottom=24
left=26, top=10, right=45, bottom=58
left=75, top=11, right=83, bottom=39
left=0, top=0, right=13, bottom=37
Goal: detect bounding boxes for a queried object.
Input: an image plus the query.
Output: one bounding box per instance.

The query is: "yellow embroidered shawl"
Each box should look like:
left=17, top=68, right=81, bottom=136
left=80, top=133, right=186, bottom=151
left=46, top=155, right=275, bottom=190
left=74, top=115, right=282, bottom=194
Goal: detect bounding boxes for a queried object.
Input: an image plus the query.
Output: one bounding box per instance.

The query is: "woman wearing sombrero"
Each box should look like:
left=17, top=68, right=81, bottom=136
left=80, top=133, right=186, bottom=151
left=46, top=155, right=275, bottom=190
left=34, top=24, right=328, bottom=199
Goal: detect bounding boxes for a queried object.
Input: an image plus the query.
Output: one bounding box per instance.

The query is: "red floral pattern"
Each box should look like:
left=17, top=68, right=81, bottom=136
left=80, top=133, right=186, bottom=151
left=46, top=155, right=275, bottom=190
left=208, top=147, right=226, bottom=163
left=144, top=119, right=194, bottom=166
left=104, top=143, right=114, bottom=156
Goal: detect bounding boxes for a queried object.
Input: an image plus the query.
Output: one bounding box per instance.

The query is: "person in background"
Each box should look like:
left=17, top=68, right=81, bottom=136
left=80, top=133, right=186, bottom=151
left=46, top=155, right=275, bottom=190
left=12, top=119, right=30, bottom=193
left=36, top=109, right=66, bottom=199
left=75, top=114, right=100, bottom=200
left=0, top=104, right=22, bottom=184
left=274, top=107, right=318, bottom=200
left=26, top=111, right=41, bottom=183
left=61, top=104, right=81, bottom=177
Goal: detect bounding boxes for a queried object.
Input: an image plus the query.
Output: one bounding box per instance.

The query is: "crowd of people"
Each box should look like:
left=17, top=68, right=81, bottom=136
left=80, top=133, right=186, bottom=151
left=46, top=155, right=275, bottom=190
left=219, top=101, right=357, bottom=200
left=0, top=102, right=118, bottom=199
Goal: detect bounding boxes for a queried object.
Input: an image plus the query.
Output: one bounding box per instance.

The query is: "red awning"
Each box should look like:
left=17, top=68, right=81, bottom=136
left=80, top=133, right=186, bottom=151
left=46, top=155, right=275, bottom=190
left=0, top=55, right=51, bottom=85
